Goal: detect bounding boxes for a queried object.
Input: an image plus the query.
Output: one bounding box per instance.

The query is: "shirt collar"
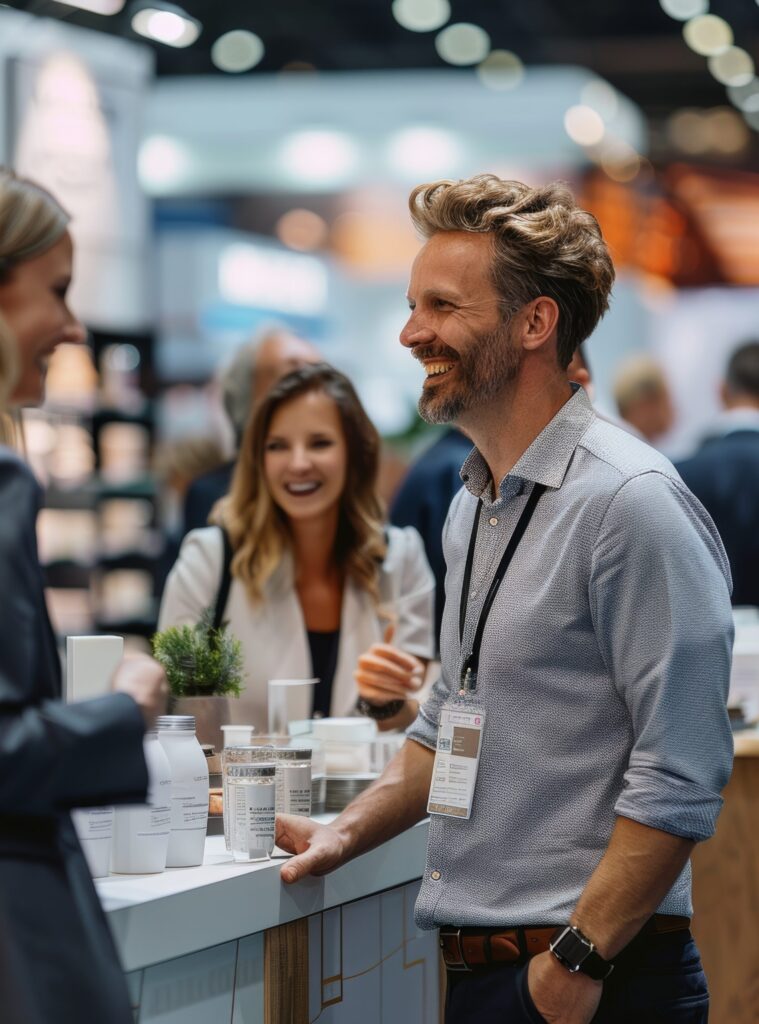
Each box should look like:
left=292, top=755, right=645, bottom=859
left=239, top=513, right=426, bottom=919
left=714, top=407, right=759, bottom=435
left=460, top=385, right=596, bottom=500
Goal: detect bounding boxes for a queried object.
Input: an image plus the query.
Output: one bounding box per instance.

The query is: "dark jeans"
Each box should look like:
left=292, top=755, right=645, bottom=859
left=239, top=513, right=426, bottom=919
left=445, top=930, right=709, bottom=1023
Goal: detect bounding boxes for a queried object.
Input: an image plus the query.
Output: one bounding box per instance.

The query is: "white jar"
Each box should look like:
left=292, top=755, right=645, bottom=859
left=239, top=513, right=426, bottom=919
left=157, top=715, right=209, bottom=867
left=72, top=807, right=114, bottom=879
left=111, top=731, right=172, bottom=874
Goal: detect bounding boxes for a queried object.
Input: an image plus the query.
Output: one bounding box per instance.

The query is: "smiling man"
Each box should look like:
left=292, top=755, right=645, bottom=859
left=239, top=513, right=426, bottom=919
left=277, top=175, right=733, bottom=1024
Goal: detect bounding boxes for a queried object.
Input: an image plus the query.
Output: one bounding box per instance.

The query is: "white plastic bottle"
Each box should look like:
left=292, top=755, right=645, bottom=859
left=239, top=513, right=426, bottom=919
left=157, top=715, right=209, bottom=867
left=71, top=807, right=114, bottom=879
left=111, top=731, right=172, bottom=874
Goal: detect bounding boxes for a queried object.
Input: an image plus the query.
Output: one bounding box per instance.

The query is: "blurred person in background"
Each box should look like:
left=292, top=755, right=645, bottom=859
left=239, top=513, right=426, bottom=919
left=613, top=354, right=675, bottom=446
left=182, top=326, right=321, bottom=535
left=0, top=168, right=168, bottom=1024
left=153, top=434, right=227, bottom=590
left=159, top=363, right=434, bottom=732
left=677, top=340, right=759, bottom=606
left=391, top=343, right=592, bottom=644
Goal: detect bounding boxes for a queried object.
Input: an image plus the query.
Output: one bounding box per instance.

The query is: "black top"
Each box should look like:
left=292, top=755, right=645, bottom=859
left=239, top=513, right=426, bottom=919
left=676, top=428, right=759, bottom=606
left=307, top=629, right=340, bottom=718
left=390, top=429, right=473, bottom=644
left=181, top=460, right=236, bottom=537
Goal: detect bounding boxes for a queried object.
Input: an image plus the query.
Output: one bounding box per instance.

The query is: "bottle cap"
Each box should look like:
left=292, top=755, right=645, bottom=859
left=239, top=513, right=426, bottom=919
left=156, top=715, right=196, bottom=732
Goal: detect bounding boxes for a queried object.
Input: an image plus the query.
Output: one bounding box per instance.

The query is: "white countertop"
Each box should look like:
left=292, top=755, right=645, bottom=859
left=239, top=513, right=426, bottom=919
left=97, top=817, right=430, bottom=972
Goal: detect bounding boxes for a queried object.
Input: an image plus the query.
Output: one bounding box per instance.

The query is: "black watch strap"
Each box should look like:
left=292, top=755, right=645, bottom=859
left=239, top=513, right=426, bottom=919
left=356, top=697, right=405, bottom=721
left=549, top=926, right=614, bottom=981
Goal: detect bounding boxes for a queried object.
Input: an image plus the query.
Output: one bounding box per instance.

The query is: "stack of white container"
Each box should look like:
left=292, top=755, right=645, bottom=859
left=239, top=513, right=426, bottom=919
left=730, top=608, right=759, bottom=726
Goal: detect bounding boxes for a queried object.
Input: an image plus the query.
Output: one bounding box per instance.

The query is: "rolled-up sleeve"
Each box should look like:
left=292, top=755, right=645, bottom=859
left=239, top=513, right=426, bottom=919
left=590, top=470, right=734, bottom=842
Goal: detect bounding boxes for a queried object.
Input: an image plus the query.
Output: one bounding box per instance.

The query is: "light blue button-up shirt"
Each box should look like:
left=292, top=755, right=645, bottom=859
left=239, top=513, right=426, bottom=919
left=408, top=386, right=734, bottom=929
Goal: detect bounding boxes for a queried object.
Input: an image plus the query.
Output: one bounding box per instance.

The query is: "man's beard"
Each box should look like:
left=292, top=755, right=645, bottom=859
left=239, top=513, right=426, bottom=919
left=417, top=320, right=522, bottom=425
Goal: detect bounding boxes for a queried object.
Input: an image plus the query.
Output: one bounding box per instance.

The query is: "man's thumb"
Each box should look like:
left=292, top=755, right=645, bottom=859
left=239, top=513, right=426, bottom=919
left=383, top=621, right=395, bottom=645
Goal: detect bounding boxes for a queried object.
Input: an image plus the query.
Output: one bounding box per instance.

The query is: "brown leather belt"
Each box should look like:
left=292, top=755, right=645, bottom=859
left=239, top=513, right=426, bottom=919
left=440, top=915, right=691, bottom=972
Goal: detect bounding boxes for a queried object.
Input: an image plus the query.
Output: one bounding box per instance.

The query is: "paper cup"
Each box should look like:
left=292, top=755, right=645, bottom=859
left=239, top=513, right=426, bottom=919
left=221, top=724, right=256, bottom=748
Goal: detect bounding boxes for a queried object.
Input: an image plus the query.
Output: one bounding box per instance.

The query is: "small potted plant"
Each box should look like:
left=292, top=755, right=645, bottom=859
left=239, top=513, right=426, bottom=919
left=152, top=607, right=244, bottom=751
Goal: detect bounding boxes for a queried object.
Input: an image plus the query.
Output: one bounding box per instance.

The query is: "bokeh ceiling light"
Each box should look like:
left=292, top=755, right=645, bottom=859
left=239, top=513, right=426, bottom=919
left=600, top=143, right=642, bottom=184
left=138, top=135, right=191, bottom=190
left=707, top=47, right=755, bottom=87
left=476, top=50, right=524, bottom=91
left=744, top=108, right=759, bottom=132
left=392, top=0, right=450, bottom=33
left=682, top=15, right=732, bottom=57
left=703, top=107, right=750, bottom=153
left=276, top=209, right=329, bottom=251
left=727, top=78, right=759, bottom=111
left=435, top=23, right=491, bottom=66
left=211, top=30, right=264, bottom=72
left=131, top=6, right=200, bottom=47
left=387, top=126, right=462, bottom=176
left=579, top=79, right=619, bottom=122
left=659, top=0, right=708, bottom=20
left=667, top=109, right=710, bottom=153
left=564, top=105, right=605, bottom=147
left=279, top=129, right=358, bottom=186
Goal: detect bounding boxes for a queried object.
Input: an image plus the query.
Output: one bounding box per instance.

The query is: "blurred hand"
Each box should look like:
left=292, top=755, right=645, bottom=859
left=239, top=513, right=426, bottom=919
left=354, top=624, right=425, bottom=705
left=277, top=814, right=350, bottom=884
left=112, top=654, right=169, bottom=731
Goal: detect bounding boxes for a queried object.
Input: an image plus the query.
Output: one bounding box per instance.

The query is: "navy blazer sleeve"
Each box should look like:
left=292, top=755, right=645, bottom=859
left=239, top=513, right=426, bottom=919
left=0, top=451, right=148, bottom=815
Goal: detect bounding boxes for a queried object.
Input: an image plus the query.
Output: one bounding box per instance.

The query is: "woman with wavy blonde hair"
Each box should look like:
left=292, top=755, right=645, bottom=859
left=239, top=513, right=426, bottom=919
left=159, top=362, right=435, bottom=731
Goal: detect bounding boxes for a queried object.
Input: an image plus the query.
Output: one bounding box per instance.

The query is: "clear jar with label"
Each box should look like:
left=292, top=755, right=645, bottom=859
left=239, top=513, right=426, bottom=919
left=111, top=731, right=172, bottom=874
left=157, top=715, right=209, bottom=867
left=227, top=763, right=276, bottom=862
left=221, top=745, right=274, bottom=851
left=274, top=748, right=312, bottom=816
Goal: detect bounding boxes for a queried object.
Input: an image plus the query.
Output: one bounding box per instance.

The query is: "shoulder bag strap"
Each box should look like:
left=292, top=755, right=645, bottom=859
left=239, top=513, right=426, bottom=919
left=212, top=525, right=234, bottom=630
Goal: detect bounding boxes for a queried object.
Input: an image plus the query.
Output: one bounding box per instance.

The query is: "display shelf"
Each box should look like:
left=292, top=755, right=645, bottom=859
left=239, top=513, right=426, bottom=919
left=36, top=330, right=162, bottom=645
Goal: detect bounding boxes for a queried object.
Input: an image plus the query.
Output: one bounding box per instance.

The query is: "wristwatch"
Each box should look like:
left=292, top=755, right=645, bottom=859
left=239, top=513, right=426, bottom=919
left=356, top=697, right=405, bottom=721
left=549, top=926, right=614, bottom=981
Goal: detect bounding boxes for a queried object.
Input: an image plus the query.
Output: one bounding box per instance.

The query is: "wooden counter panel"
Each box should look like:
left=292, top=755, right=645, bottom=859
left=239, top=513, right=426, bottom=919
left=692, top=756, right=759, bottom=1024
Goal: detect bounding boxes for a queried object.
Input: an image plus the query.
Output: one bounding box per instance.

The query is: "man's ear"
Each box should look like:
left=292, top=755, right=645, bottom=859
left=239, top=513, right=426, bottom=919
left=520, top=296, right=560, bottom=354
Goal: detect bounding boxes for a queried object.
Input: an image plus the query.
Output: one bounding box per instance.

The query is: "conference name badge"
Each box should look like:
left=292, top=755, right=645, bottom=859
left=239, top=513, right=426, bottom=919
left=427, top=705, right=486, bottom=820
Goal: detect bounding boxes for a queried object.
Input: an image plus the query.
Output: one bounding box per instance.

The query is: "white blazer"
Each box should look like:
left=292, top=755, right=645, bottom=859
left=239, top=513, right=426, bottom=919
left=157, top=524, right=435, bottom=732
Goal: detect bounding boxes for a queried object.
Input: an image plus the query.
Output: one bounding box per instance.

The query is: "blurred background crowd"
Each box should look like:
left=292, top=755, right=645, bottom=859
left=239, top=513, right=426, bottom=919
left=1, top=0, right=758, bottom=649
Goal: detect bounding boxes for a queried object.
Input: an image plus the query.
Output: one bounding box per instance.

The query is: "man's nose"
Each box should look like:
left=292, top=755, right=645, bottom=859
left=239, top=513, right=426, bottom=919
left=400, top=316, right=436, bottom=349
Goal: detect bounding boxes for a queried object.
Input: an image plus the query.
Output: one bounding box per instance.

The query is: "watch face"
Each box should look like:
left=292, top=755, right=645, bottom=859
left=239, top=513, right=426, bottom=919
left=552, top=928, right=591, bottom=969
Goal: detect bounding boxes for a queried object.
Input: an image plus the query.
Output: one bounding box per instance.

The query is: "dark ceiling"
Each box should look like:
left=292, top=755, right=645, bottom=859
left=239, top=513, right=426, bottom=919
left=7, top=0, right=759, bottom=160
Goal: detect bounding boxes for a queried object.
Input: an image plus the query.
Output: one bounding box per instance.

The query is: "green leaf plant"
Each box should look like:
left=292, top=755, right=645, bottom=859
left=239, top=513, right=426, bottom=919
left=151, top=607, right=244, bottom=699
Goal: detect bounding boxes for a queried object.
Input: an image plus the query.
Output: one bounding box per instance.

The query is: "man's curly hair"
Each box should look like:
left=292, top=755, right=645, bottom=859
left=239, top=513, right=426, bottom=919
left=409, top=174, right=615, bottom=368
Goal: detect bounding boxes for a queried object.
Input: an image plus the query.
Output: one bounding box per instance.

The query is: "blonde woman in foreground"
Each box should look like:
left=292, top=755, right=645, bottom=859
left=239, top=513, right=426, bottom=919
left=0, top=168, right=168, bottom=1024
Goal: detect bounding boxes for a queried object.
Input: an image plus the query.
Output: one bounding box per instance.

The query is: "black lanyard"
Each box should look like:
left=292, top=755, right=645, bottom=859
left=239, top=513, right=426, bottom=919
left=458, top=482, right=546, bottom=693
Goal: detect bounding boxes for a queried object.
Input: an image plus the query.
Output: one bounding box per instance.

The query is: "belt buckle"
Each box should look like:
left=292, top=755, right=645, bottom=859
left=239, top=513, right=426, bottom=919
left=439, top=927, right=471, bottom=972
